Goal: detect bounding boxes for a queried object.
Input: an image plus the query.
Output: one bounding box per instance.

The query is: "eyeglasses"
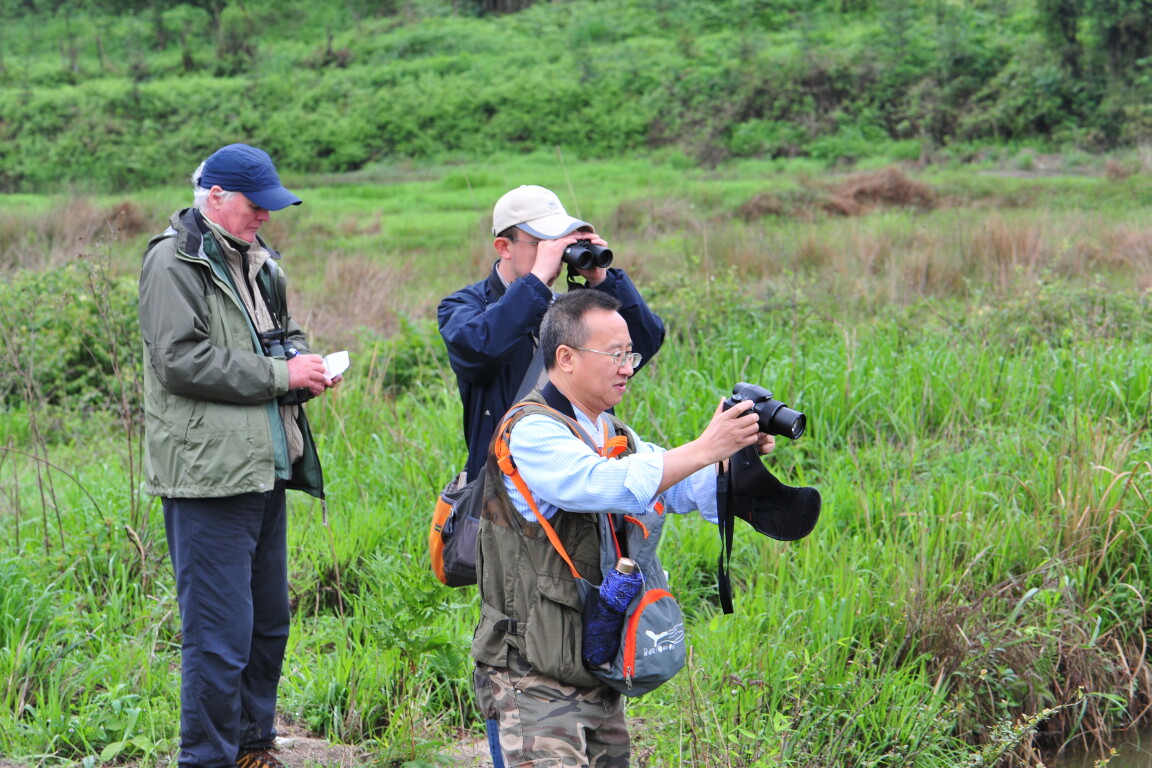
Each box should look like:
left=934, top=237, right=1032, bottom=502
left=573, top=347, right=642, bottom=368
left=507, top=236, right=541, bottom=247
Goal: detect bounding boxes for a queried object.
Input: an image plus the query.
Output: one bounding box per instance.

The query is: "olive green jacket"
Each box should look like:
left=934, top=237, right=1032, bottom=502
left=138, top=208, right=323, bottom=499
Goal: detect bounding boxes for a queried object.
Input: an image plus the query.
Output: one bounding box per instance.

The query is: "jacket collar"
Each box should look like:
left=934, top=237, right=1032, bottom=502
left=540, top=381, right=578, bottom=420
left=485, top=260, right=506, bottom=303
left=172, top=207, right=280, bottom=264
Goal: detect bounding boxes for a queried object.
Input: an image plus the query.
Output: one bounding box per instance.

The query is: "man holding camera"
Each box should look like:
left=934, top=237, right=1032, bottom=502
left=472, top=290, right=775, bottom=765
left=139, top=144, right=338, bottom=768
left=438, top=185, right=665, bottom=766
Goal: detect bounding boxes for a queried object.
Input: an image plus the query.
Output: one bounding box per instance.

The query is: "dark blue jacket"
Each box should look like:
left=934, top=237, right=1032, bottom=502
left=437, top=263, right=666, bottom=481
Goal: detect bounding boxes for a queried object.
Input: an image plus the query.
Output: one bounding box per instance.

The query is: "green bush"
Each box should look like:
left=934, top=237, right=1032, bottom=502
left=3, top=0, right=1152, bottom=191
left=0, top=261, right=140, bottom=412
left=357, top=316, right=451, bottom=395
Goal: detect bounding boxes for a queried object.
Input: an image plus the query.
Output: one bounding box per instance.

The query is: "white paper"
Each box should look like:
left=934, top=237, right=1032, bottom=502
left=324, top=350, right=350, bottom=379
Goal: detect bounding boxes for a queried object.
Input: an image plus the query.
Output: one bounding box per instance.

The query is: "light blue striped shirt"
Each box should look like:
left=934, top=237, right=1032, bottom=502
left=504, top=408, right=719, bottom=523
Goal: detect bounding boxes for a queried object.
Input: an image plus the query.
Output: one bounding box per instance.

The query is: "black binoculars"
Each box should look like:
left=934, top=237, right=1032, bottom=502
left=562, top=240, right=613, bottom=271
left=258, top=329, right=314, bottom=406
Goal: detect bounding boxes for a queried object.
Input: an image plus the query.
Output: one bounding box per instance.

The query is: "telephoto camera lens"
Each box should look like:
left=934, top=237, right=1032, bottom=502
left=725, top=382, right=807, bottom=440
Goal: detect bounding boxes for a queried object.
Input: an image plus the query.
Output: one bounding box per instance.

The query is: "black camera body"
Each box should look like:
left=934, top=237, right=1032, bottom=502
left=258, top=329, right=314, bottom=406
left=724, top=382, right=806, bottom=440
left=562, top=240, right=613, bottom=271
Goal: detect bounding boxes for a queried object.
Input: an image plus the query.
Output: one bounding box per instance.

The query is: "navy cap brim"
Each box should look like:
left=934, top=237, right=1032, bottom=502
left=246, top=185, right=302, bottom=211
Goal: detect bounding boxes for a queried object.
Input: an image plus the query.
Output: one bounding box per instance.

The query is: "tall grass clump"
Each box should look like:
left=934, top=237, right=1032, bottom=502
left=2, top=159, right=1152, bottom=766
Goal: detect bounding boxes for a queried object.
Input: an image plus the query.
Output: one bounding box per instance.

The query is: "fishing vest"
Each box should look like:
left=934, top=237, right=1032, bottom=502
left=471, top=389, right=673, bottom=688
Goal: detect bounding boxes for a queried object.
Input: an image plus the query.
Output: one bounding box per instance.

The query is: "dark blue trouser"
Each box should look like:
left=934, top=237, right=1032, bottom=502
left=164, top=485, right=290, bottom=768
left=487, top=717, right=505, bottom=767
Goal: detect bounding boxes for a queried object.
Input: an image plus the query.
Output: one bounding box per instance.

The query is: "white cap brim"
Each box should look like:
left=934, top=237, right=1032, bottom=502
left=518, top=214, right=592, bottom=239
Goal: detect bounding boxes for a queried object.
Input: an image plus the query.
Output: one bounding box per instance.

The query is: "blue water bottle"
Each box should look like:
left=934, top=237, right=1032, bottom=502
left=583, top=557, right=644, bottom=668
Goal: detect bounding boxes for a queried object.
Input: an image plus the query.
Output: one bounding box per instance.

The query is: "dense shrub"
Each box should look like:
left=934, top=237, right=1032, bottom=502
left=0, top=262, right=140, bottom=412
left=2, top=0, right=1152, bottom=192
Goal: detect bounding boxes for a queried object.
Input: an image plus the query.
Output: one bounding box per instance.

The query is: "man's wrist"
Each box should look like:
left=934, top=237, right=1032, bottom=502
left=273, top=358, right=291, bottom=394
left=520, top=271, right=554, bottom=295
left=586, top=267, right=614, bottom=289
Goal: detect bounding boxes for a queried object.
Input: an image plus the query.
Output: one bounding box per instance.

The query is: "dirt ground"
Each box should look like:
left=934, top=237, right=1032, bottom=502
left=272, top=720, right=493, bottom=767
left=0, top=719, right=494, bottom=768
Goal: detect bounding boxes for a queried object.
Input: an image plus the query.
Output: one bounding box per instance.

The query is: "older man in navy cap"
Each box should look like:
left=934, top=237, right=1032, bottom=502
left=139, top=144, right=338, bottom=768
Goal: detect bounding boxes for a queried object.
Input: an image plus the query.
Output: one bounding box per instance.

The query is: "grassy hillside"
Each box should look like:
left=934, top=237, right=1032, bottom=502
left=2, top=0, right=1151, bottom=192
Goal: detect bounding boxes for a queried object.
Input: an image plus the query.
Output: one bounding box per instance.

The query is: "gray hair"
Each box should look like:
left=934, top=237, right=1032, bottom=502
left=540, top=290, right=622, bottom=371
left=190, top=160, right=236, bottom=211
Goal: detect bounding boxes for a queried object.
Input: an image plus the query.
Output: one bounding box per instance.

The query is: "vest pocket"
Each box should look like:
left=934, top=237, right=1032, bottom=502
left=524, top=575, right=593, bottom=687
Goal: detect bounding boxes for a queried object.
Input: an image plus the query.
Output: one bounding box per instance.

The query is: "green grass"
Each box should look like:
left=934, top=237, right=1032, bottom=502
left=1, top=157, right=1151, bottom=766
left=7, top=0, right=1152, bottom=210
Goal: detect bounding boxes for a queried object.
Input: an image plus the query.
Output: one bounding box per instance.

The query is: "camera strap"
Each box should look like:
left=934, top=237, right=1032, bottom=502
left=716, top=463, right=737, bottom=615
left=512, top=345, right=546, bottom=404
left=715, top=447, right=823, bottom=614
left=253, top=262, right=285, bottom=331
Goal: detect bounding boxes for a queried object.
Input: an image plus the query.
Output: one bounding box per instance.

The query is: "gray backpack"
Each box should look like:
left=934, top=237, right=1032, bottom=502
left=575, top=576, right=686, bottom=696
left=499, top=402, right=687, bottom=697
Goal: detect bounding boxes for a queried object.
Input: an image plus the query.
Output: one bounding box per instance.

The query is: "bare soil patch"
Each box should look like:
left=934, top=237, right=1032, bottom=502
left=269, top=720, right=494, bottom=768
left=0, top=721, right=493, bottom=768
left=269, top=721, right=367, bottom=767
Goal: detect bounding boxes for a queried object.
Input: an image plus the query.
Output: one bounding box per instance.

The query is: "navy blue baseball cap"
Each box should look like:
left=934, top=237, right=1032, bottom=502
left=200, top=144, right=302, bottom=211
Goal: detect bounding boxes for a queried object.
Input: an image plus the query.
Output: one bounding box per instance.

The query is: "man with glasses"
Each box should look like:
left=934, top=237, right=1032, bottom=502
left=470, top=290, right=774, bottom=765
left=437, top=185, right=665, bottom=765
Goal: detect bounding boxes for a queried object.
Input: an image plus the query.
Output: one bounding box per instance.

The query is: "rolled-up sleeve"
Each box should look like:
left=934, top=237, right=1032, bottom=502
left=506, top=412, right=717, bottom=523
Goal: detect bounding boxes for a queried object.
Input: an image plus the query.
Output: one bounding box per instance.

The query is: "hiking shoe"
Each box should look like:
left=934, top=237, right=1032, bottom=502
left=236, top=748, right=286, bottom=768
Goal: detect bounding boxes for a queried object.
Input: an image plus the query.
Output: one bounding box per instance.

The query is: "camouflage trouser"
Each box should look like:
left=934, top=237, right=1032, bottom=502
left=474, top=650, right=629, bottom=767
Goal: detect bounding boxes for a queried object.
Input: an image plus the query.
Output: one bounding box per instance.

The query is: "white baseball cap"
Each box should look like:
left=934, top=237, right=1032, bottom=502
left=491, top=185, right=591, bottom=239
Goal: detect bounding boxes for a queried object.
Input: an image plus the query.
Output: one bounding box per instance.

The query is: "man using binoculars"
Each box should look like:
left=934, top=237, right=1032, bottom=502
left=437, top=184, right=665, bottom=766
left=438, top=184, right=666, bottom=486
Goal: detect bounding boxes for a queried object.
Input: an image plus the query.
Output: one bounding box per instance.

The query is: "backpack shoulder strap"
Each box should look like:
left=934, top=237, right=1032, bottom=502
left=492, top=402, right=599, bottom=579
left=600, top=412, right=634, bottom=459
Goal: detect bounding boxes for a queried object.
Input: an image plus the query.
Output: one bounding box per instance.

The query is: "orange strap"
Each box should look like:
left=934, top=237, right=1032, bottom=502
left=495, top=402, right=628, bottom=580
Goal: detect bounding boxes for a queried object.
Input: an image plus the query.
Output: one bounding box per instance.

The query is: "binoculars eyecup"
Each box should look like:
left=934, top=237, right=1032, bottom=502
left=561, top=240, right=613, bottom=271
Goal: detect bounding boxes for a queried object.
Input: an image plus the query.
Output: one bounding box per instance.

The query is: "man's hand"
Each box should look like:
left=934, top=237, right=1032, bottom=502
left=658, top=399, right=761, bottom=493
left=694, top=399, right=762, bottom=465
left=530, top=237, right=569, bottom=287
left=287, top=354, right=330, bottom=397
left=570, top=232, right=611, bottom=286
left=530, top=230, right=609, bottom=287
